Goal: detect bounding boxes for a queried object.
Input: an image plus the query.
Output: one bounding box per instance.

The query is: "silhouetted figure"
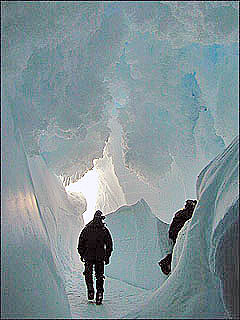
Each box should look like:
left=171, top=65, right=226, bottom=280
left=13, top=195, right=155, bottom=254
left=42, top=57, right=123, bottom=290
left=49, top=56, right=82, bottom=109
left=159, top=200, right=197, bottom=275
left=78, top=210, right=113, bottom=305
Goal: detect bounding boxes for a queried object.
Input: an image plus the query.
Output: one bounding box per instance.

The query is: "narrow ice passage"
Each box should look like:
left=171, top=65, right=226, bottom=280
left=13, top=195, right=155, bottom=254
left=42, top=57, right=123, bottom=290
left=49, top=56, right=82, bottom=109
left=2, top=2, right=239, bottom=319
left=65, top=261, right=153, bottom=319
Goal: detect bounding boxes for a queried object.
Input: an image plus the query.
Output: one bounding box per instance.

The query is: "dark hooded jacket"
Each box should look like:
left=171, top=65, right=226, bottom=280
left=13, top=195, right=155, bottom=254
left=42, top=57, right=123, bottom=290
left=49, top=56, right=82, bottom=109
left=78, top=218, right=113, bottom=261
left=168, top=201, right=197, bottom=243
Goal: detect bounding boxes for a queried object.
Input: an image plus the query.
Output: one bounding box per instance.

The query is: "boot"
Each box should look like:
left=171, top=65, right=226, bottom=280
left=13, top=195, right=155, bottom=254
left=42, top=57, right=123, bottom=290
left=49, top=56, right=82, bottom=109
left=96, top=291, right=103, bottom=305
left=87, top=290, right=94, bottom=300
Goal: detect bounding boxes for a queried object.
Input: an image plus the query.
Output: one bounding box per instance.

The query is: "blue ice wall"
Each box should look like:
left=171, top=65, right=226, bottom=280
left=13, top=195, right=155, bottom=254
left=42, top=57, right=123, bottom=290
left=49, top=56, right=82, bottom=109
left=1, top=3, right=239, bottom=317
left=1, top=103, right=74, bottom=318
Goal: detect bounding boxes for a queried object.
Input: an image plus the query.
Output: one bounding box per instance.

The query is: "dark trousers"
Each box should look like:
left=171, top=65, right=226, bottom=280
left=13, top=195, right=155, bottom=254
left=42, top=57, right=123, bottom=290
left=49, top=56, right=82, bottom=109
left=83, top=260, right=105, bottom=293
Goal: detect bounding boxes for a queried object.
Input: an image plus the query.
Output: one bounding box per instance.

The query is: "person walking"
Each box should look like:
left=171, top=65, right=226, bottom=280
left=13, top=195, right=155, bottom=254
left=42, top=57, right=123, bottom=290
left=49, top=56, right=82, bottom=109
left=78, top=210, right=113, bottom=305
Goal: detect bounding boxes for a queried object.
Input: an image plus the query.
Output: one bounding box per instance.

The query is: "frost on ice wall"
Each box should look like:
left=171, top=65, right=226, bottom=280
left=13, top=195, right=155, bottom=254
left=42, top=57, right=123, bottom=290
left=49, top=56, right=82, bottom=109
left=1, top=2, right=239, bottom=319
left=2, top=2, right=238, bottom=222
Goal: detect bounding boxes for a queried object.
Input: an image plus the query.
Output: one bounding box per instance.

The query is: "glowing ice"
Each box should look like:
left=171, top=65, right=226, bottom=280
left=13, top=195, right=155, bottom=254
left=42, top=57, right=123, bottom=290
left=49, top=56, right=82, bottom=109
left=66, top=168, right=99, bottom=224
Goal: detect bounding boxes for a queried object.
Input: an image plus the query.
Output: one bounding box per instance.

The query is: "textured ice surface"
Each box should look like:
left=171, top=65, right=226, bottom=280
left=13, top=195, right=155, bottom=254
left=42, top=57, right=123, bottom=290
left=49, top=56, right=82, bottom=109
left=125, top=136, right=239, bottom=319
left=2, top=4, right=238, bottom=223
left=104, top=199, right=171, bottom=289
left=1, top=2, right=239, bottom=319
left=2, top=2, right=238, bottom=185
left=2, top=105, right=80, bottom=318
left=94, top=143, right=127, bottom=215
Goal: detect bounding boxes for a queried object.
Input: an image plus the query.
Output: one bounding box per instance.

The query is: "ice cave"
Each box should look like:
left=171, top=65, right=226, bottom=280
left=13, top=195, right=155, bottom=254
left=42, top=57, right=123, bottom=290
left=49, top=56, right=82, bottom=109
left=1, top=2, right=239, bottom=319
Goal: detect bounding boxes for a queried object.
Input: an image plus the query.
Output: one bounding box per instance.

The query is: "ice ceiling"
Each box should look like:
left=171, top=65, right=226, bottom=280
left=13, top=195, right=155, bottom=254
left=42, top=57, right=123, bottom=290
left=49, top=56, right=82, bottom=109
left=2, top=1, right=239, bottom=201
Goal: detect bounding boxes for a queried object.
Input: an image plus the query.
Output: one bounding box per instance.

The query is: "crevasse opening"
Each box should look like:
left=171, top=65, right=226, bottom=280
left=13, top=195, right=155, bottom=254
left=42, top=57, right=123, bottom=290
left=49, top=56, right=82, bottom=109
left=65, top=167, right=99, bottom=224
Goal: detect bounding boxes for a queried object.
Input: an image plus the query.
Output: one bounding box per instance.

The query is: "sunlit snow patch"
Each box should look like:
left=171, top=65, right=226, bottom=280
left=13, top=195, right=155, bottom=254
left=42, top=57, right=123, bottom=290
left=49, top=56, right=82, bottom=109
left=66, top=168, right=99, bottom=224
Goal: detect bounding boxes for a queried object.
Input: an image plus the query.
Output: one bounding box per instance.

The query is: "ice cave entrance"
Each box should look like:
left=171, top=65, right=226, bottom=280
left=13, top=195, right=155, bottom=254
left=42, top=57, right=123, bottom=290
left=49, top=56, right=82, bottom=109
left=65, top=167, right=99, bottom=224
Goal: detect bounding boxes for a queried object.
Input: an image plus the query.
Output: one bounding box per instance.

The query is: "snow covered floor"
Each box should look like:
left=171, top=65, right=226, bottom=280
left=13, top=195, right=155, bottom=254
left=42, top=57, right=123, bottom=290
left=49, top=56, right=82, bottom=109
left=65, top=262, right=153, bottom=319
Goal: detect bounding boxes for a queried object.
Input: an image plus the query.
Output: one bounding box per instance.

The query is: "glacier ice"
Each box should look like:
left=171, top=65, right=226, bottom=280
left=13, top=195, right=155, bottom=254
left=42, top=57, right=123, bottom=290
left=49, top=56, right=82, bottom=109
left=125, top=136, right=239, bottom=319
left=2, top=104, right=82, bottom=318
left=104, top=199, right=172, bottom=290
left=1, top=2, right=239, bottom=319
left=94, top=142, right=127, bottom=215
left=3, top=2, right=238, bottom=197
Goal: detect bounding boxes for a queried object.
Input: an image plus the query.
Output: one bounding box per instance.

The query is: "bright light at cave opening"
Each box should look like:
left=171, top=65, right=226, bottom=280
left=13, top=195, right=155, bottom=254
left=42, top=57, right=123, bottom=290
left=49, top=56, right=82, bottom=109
left=66, top=167, right=99, bottom=224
